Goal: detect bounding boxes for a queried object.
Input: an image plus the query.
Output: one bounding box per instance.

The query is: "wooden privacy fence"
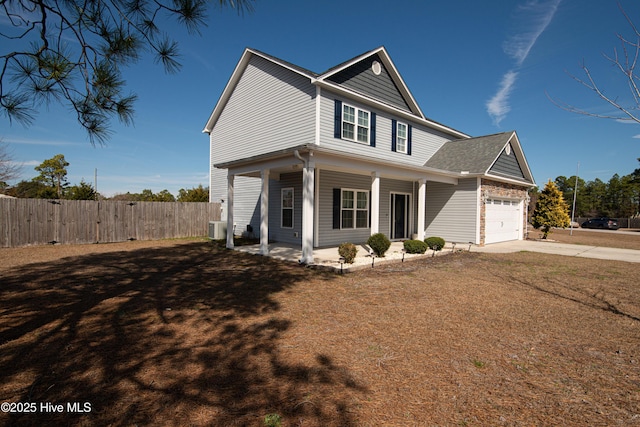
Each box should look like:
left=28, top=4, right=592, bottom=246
left=0, top=198, right=221, bottom=248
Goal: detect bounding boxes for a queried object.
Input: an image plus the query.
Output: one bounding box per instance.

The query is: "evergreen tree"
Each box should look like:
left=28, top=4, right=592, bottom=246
left=177, top=185, right=209, bottom=202
left=67, top=180, right=97, bottom=200
left=34, top=154, right=69, bottom=198
left=531, top=180, right=570, bottom=239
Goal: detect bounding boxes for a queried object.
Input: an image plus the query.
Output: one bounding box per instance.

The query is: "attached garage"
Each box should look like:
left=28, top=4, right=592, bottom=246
left=485, top=198, right=522, bottom=244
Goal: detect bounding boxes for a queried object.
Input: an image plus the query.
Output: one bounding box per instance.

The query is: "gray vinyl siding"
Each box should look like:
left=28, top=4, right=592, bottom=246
left=210, top=168, right=260, bottom=238
left=209, top=54, right=316, bottom=167
left=327, top=54, right=411, bottom=112
left=425, top=178, right=479, bottom=243
left=268, top=172, right=303, bottom=245
left=490, top=145, right=525, bottom=179
left=319, top=91, right=450, bottom=165
left=318, top=170, right=372, bottom=247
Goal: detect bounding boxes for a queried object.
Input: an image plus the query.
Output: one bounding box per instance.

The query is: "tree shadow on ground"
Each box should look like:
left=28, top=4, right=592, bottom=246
left=0, top=241, right=365, bottom=426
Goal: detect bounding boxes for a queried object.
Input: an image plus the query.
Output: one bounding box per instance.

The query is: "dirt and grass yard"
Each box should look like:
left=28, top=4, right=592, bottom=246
left=1, top=233, right=639, bottom=426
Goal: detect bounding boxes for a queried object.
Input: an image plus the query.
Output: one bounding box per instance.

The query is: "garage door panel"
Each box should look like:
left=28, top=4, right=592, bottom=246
left=486, top=199, right=521, bottom=244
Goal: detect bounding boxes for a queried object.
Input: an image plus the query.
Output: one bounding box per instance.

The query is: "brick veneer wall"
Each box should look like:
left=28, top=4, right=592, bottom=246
left=479, top=179, right=530, bottom=245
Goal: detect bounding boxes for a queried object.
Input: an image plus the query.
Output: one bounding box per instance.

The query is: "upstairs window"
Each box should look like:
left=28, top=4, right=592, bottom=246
left=334, top=100, right=376, bottom=146
left=342, top=104, right=370, bottom=144
left=396, top=122, right=408, bottom=154
left=391, top=119, right=412, bottom=155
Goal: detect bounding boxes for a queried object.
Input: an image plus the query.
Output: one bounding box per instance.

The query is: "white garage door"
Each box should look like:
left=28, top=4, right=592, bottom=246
left=485, top=198, right=521, bottom=244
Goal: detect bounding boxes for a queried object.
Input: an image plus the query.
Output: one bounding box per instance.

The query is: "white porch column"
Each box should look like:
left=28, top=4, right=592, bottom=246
left=417, top=178, right=426, bottom=241
left=370, top=172, right=380, bottom=235
left=301, top=161, right=315, bottom=264
left=260, top=169, right=269, bottom=255
left=226, top=173, right=235, bottom=249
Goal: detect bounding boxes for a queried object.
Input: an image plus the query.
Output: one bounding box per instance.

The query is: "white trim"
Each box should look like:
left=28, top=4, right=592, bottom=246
left=389, top=192, right=412, bottom=240
left=318, top=82, right=469, bottom=139
left=316, top=46, right=426, bottom=119
left=315, top=85, right=321, bottom=146
left=340, top=188, right=369, bottom=229
left=281, top=187, right=294, bottom=229
left=371, top=172, right=380, bottom=234
left=417, top=179, right=426, bottom=241
left=314, top=168, right=320, bottom=247
left=226, top=173, right=235, bottom=249
left=396, top=121, right=408, bottom=154
left=260, top=169, right=270, bottom=255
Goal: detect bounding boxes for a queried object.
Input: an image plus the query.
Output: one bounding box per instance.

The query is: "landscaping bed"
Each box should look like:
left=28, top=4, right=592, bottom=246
left=1, top=238, right=639, bottom=426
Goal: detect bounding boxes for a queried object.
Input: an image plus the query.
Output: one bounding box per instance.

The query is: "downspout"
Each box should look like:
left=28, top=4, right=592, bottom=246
left=294, top=149, right=306, bottom=166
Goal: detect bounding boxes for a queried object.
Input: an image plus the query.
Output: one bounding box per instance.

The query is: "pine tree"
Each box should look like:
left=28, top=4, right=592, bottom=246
left=531, top=180, right=571, bottom=239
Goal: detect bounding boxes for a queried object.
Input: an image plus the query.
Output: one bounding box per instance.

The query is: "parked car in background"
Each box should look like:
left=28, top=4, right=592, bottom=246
left=581, top=218, right=620, bottom=230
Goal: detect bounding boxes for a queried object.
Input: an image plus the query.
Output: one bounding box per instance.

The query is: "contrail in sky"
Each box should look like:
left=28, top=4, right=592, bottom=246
left=487, top=0, right=561, bottom=125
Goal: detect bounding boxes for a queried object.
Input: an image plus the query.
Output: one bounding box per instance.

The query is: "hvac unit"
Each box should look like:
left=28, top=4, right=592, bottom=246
left=208, top=221, right=227, bottom=240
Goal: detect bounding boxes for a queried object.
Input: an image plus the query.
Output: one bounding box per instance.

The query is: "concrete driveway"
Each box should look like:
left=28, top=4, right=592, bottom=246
left=473, top=240, right=640, bottom=263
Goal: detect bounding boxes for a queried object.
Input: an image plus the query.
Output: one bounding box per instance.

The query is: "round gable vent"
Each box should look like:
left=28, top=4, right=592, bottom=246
left=505, top=144, right=511, bottom=155
left=372, top=60, right=381, bottom=75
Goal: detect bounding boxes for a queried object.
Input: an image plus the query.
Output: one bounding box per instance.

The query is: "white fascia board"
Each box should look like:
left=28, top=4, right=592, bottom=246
left=202, top=49, right=253, bottom=133
left=316, top=46, right=425, bottom=120
left=375, top=47, right=425, bottom=120
left=203, top=48, right=316, bottom=133
left=484, top=173, right=537, bottom=188
left=482, top=131, right=535, bottom=186
left=508, top=132, right=536, bottom=185
left=317, top=81, right=469, bottom=139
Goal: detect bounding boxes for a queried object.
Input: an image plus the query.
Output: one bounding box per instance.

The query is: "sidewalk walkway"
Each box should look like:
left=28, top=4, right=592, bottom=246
left=472, top=240, right=640, bottom=263
left=235, top=239, right=640, bottom=272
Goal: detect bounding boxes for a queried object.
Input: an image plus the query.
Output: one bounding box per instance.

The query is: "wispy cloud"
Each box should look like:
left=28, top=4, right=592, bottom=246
left=486, top=71, right=518, bottom=126
left=633, top=134, right=640, bottom=139
left=503, top=0, right=561, bottom=66
left=487, top=0, right=561, bottom=125
left=2, top=137, right=82, bottom=146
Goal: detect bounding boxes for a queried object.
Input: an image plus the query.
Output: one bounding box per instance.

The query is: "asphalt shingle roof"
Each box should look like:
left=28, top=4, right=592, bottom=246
left=425, top=131, right=514, bottom=174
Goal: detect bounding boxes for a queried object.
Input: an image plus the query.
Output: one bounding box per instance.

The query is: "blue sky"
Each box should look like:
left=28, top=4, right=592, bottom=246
left=1, top=0, right=639, bottom=196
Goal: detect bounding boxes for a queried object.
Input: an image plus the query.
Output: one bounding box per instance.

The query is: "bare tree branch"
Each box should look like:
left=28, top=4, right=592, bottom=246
left=549, top=2, right=640, bottom=126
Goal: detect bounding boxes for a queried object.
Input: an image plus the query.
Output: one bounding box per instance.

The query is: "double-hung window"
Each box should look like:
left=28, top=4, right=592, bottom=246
left=281, top=188, right=293, bottom=228
left=396, top=122, right=408, bottom=154
left=341, top=189, right=368, bottom=229
left=342, top=104, right=370, bottom=144
left=391, top=119, right=411, bottom=155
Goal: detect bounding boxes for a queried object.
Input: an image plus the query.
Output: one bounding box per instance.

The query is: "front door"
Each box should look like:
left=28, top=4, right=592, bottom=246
left=391, top=193, right=410, bottom=239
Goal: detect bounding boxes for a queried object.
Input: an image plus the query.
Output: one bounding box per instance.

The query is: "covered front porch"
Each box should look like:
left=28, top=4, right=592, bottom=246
left=234, top=240, right=465, bottom=272
left=217, top=145, right=460, bottom=265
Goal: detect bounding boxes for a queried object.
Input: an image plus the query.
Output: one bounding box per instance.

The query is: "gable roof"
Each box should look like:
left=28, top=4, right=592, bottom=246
left=203, top=47, right=468, bottom=139
left=316, top=47, right=422, bottom=117
left=425, top=131, right=535, bottom=185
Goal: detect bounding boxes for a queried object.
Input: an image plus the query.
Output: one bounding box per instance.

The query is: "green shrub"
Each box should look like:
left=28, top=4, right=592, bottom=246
left=338, top=242, right=358, bottom=263
left=403, top=239, right=428, bottom=254
left=425, top=236, right=445, bottom=251
left=263, top=413, right=282, bottom=427
left=367, top=233, right=391, bottom=257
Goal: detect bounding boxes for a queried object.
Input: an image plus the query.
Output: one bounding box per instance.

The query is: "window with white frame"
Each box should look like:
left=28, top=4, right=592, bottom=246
left=341, top=189, right=368, bottom=229
left=396, top=122, right=408, bottom=153
left=342, top=104, right=370, bottom=144
left=281, top=188, right=293, bottom=228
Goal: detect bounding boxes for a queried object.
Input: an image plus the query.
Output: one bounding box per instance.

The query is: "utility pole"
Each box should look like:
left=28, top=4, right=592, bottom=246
left=570, top=162, right=580, bottom=236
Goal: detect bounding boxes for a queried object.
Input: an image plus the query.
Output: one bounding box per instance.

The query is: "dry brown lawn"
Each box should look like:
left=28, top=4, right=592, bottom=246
left=1, top=236, right=639, bottom=426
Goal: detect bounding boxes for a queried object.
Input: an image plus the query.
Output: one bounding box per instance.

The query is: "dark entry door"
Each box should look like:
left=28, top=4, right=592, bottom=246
left=392, top=194, right=408, bottom=239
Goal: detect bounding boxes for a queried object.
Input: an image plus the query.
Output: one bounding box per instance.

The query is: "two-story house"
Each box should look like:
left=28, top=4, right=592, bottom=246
left=203, top=47, right=536, bottom=263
